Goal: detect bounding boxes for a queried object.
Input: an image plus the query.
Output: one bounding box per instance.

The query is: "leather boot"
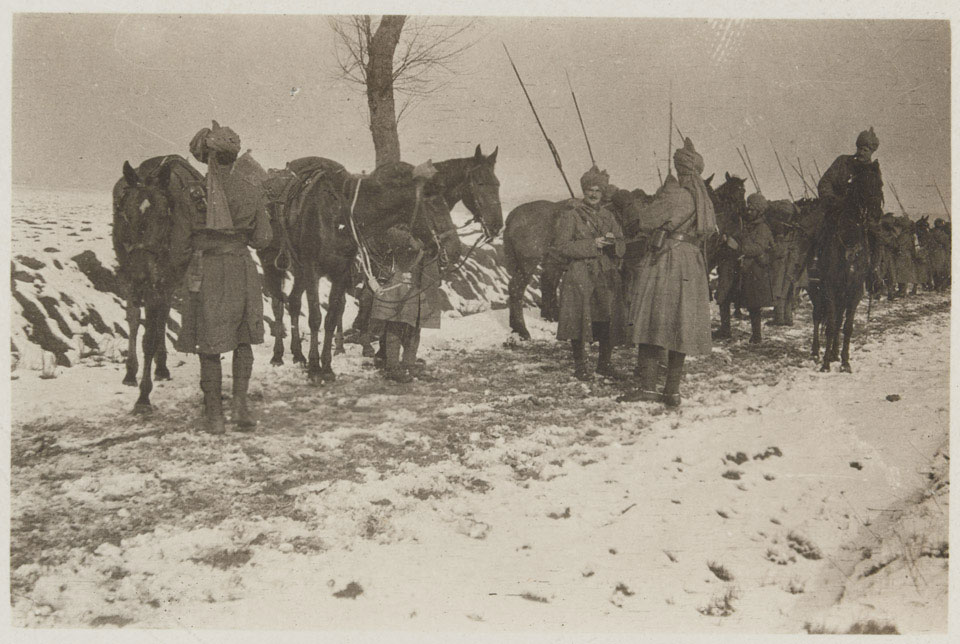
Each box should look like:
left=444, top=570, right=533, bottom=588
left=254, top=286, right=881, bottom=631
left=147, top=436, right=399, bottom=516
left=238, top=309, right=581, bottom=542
left=383, top=323, right=411, bottom=382
left=662, top=351, right=685, bottom=407
left=618, top=344, right=660, bottom=402
left=713, top=305, right=732, bottom=339
left=232, top=344, right=256, bottom=431
left=571, top=340, right=592, bottom=381
left=770, top=302, right=784, bottom=326
left=199, top=353, right=225, bottom=435
left=594, top=323, right=626, bottom=380
left=749, top=309, right=763, bottom=344
left=784, top=297, right=795, bottom=326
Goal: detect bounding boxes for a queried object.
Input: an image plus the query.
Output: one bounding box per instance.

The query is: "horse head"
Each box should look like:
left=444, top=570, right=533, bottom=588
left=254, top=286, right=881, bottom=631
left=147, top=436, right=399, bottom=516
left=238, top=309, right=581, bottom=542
left=435, top=145, right=503, bottom=240
left=711, top=172, right=747, bottom=235
left=114, top=160, right=173, bottom=294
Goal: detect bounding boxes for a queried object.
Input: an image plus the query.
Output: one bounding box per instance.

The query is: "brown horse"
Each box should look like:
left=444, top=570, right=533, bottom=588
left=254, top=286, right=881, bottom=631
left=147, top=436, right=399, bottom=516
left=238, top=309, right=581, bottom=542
left=259, top=146, right=502, bottom=381
left=811, top=160, right=884, bottom=372
left=112, top=155, right=204, bottom=413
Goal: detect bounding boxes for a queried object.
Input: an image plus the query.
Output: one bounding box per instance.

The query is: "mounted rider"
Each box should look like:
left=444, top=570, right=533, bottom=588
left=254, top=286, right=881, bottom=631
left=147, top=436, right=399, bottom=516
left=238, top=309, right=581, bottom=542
left=175, top=121, right=273, bottom=435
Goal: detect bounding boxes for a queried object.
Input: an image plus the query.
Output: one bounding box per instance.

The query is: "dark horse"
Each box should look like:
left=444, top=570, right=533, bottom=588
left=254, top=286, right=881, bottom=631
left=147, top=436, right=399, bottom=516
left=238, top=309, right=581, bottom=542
left=112, top=155, right=203, bottom=412
left=259, top=145, right=503, bottom=381
left=811, top=160, right=884, bottom=373
left=502, top=188, right=650, bottom=340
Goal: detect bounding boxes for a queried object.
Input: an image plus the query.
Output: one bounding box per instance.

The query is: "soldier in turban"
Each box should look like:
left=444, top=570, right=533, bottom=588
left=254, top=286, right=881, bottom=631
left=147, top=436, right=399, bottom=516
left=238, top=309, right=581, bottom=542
left=619, top=138, right=716, bottom=406
left=554, top=166, right=626, bottom=381
left=818, top=127, right=880, bottom=215
left=176, top=121, right=273, bottom=435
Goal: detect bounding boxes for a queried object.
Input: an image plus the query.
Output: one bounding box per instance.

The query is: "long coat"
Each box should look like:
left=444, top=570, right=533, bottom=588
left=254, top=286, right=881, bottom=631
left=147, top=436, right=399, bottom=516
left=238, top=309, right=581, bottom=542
left=175, top=167, right=272, bottom=355
left=737, top=216, right=775, bottom=309
left=554, top=201, right=625, bottom=343
left=370, top=226, right=443, bottom=329
left=893, top=221, right=918, bottom=284
left=624, top=178, right=712, bottom=355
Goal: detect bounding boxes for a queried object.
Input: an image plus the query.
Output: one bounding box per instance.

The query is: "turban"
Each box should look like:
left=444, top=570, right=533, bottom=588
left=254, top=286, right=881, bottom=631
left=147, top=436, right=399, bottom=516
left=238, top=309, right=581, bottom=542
left=672, top=138, right=716, bottom=237
left=855, top=127, right=880, bottom=153
left=935, top=218, right=946, bottom=228
left=746, top=192, right=768, bottom=212
left=580, top=165, right=610, bottom=194
left=189, top=121, right=240, bottom=231
left=189, top=120, right=241, bottom=165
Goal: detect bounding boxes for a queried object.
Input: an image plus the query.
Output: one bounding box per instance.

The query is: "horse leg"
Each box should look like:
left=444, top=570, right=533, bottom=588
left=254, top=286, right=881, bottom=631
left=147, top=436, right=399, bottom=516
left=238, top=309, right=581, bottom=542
left=288, top=277, right=307, bottom=365
left=334, top=313, right=345, bottom=356
left=820, top=292, right=836, bottom=372
left=262, top=262, right=287, bottom=366
left=508, top=269, right=532, bottom=340
left=304, top=271, right=323, bottom=380
left=541, top=264, right=561, bottom=322
left=133, top=304, right=161, bottom=414
left=153, top=304, right=172, bottom=380
left=319, top=280, right=347, bottom=382
left=123, top=302, right=141, bottom=386
left=840, top=294, right=860, bottom=373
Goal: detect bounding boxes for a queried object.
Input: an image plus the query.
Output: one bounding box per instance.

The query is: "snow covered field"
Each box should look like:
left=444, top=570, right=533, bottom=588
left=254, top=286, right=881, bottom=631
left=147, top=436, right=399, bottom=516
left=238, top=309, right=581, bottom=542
left=7, top=186, right=951, bottom=635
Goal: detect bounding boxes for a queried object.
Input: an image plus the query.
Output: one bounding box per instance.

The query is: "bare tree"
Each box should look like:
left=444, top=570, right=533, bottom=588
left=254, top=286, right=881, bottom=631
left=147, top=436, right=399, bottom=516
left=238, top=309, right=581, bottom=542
left=330, top=15, right=477, bottom=167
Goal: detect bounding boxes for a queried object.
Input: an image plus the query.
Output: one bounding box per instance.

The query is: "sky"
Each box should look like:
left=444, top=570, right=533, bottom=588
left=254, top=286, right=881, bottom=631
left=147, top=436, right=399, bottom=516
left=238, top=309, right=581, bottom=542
left=9, top=6, right=954, bottom=217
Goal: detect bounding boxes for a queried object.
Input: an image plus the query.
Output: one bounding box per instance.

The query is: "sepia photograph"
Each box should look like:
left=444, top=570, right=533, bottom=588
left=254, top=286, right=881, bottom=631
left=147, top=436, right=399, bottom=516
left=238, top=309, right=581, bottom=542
left=4, top=0, right=955, bottom=639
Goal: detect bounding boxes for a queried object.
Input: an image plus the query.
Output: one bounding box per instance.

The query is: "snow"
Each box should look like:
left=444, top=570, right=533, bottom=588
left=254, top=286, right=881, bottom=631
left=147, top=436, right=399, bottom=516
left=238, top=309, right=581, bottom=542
left=5, top=187, right=951, bottom=637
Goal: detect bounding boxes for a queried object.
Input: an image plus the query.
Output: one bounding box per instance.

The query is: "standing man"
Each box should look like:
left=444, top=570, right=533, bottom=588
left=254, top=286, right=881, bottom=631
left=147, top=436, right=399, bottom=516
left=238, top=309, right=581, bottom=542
left=554, top=167, right=626, bottom=381
left=620, top=138, right=716, bottom=406
left=735, top=193, right=776, bottom=343
left=176, top=121, right=273, bottom=435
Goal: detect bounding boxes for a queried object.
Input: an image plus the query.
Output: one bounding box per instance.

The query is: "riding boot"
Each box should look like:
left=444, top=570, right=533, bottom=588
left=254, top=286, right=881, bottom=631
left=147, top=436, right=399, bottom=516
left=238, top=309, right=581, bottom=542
left=384, top=323, right=411, bottom=383
left=618, top=343, right=661, bottom=402
left=771, top=302, right=784, bottom=326
left=662, top=351, right=685, bottom=407
left=784, top=297, right=795, bottom=326
left=713, top=306, right=732, bottom=339
left=232, top=344, right=256, bottom=431
left=400, top=326, right=423, bottom=377
left=199, top=353, right=225, bottom=435
left=749, top=309, right=763, bottom=344
left=374, top=333, right=387, bottom=369
left=571, top=340, right=592, bottom=381
left=594, top=323, right=625, bottom=380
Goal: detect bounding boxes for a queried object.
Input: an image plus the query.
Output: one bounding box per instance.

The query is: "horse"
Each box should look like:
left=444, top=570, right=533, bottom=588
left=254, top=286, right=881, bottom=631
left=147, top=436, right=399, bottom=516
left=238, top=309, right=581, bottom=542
left=259, top=145, right=502, bottom=381
left=698, top=172, right=747, bottom=337
left=502, top=187, right=649, bottom=340
left=916, top=215, right=950, bottom=292
left=811, top=159, right=884, bottom=373
left=112, top=155, right=204, bottom=413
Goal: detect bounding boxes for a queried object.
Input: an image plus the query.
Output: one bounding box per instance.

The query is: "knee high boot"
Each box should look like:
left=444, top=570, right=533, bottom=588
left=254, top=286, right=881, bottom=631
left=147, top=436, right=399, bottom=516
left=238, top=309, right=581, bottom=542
left=232, top=343, right=256, bottom=430
left=400, top=326, right=421, bottom=372
left=749, top=309, right=763, bottom=344
left=385, top=322, right=411, bottom=383
left=571, top=340, right=592, bottom=381
left=618, top=343, right=660, bottom=402
left=714, top=303, right=732, bottom=339
left=199, top=353, right=225, bottom=435
left=594, top=323, right=625, bottom=379
left=662, top=351, right=685, bottom=407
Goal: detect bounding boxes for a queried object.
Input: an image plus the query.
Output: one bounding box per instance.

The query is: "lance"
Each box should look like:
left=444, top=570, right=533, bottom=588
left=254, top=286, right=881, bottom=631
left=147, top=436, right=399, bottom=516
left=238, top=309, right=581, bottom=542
left=565, top=69, right=595, bottom=167
left=772, top=144, right=798, bottom=211
left=667, top=100, right=674, bottom=176
left=503, top=43, right=575, bottom=198
left=789, top=159, right=815, bottom=196
left=813, top=159, right=823, bottom=183
left=888, top=181, right=908, bottom=217
left=743, top=144, right=761, bottom=193
left=933, top=180, right=951, bottom=219
left=657, top=165, right=664, bottom=188
left=736, top=147, right=758, bottom=192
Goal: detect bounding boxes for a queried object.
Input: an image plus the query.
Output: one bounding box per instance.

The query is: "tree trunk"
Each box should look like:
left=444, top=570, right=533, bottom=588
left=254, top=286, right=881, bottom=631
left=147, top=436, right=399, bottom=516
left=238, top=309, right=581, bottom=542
left=366, top=15, right=405, bottom=167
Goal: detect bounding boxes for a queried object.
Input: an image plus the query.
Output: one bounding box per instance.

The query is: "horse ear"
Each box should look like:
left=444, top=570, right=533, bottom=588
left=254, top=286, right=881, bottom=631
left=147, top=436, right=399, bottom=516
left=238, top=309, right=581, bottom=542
left=474, top=144, right=483, bottom=161
left=705, top=173, right=714, bottom=187
left=123, top=161, right=142, bottom=187
left=725, top=171, right=731, bottom=181
left=487, top=146, right=498, bottom=164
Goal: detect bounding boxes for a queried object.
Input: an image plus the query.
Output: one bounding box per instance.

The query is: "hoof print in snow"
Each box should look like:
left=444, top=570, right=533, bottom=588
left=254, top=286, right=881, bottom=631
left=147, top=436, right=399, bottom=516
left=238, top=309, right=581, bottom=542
left=725, top=451, right=749, bottom=465
left=787, top=531, right=823, bottom=560
left=519, top=592, right=549, bottom=603
left=885, top=394, right=901, bottom=402
left=189, top=548, right=252, bottom=570
left=716, top=509, right=730, bottom=519
left=849, top=461, right=863, bottom=470
left=753, top=446, right=783, bottom=460
left=722, top=469, right=742, bottom=480
left=89, top=615, right=134, bottom=628
left=708, top=561, right=734, bottom=581
left=663, top=549, right=678, bottom=563
left=333, top=581, right=364, bottom=599
left=547, top=507, right=571, bottom=519
left=614, top=582, right=635, bottom=596
left=698, top=588, right=738, bottom=617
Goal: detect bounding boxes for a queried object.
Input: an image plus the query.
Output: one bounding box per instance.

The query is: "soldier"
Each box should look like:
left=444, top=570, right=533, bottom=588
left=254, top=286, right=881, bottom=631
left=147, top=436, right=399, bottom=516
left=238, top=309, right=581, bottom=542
left=734, top=193, right=776, bottom=343
left=554, top=167, right=626, bottom=381
left=893, top=216, right=918, bottom=297
left=368, top=222, right=444, bottom=384
left=619, top=138, right=715, bottom=406
left=818, top=127, right=880, bottom=216
left=875, top=214, right=901, bottom=300
left=176, top=122, right=273, bottom=435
